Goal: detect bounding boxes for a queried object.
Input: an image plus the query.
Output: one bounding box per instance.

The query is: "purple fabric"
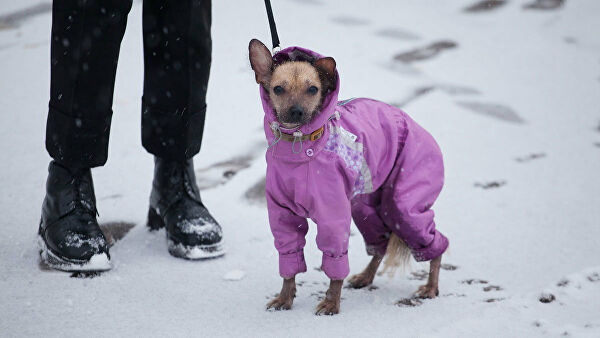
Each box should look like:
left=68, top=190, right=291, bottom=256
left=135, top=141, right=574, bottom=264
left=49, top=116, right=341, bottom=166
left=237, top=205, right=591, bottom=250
left=262, top=46, right=448, bottom=280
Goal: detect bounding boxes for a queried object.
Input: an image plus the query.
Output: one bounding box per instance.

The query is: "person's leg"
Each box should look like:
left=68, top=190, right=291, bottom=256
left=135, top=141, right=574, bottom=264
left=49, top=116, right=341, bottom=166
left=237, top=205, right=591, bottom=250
left=141, top=0, right=211, bottom=159
left=142, top=0, right=224, bottom=259
left=40, top=0, right=132, bottom=271
left=47, top=0, right=132, bottom=168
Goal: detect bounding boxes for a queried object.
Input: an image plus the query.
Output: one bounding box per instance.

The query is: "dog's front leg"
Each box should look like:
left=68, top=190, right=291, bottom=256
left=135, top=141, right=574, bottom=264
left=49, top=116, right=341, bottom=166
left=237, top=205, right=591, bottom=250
left=416, top=255, right=442, bottom=298
left=315, top=279, right=343, bottom=315
left=267, top=277, right=296, bottom=311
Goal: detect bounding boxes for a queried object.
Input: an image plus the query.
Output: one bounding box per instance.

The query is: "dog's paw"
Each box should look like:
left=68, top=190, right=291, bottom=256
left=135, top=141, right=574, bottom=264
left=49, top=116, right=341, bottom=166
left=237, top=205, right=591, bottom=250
left=347, top=272, right=374, bottom=289
left=266, top=296, right=293, bottom=311
left=416, top=284, right=439, bottom=299
left=315, top=298, right=339, bottom=316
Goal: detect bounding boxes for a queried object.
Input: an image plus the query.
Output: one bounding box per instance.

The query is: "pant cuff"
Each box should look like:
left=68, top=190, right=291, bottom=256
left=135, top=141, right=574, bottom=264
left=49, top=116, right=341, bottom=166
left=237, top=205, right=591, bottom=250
left=46, top=105, right=112, bottom=168
left=411, top=231, right=449, bottom=262
left=279, top=250, right=307, bottom=278
left=141, top=97, right=205, bottom=161
left=321, top=252, right=349, bottom=280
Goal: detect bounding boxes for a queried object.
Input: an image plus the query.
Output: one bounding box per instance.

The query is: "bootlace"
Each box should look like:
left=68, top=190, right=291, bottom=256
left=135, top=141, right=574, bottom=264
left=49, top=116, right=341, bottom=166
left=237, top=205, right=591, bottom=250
left=71, top=169, right=98, bottom=217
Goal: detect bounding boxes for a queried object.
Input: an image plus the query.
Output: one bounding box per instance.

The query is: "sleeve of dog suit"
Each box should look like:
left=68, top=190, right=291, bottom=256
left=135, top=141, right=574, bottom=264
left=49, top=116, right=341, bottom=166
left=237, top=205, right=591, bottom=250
left=308, top=175, right=352, bottom=280
left=265, top=182, right=309, bottom=279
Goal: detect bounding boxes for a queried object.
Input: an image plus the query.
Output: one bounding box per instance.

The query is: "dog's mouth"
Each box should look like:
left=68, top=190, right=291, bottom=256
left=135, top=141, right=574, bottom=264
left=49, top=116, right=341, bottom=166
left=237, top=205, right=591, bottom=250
left=276, top=107, right=319, bottom=130
left=279, top=121, right=301, bottom=129
left=276, top=112, right=308, bottom=130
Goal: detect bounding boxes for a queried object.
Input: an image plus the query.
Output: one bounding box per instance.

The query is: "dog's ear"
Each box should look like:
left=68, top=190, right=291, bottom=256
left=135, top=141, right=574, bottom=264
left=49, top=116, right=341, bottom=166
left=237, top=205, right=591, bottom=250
left=315, top=57, right=337, bottom=92
left=249, top=39, right=274, bottom=86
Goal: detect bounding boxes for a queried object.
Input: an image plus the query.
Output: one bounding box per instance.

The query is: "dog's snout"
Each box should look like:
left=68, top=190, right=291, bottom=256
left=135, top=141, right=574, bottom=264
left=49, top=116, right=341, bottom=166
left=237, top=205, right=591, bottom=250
left=289, top=105, right=304, bottom=121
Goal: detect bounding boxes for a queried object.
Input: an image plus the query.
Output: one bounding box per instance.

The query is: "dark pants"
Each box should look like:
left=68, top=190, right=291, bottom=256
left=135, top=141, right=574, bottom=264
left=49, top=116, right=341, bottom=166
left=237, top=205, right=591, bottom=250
left=46, top=0, right=212, bottom=168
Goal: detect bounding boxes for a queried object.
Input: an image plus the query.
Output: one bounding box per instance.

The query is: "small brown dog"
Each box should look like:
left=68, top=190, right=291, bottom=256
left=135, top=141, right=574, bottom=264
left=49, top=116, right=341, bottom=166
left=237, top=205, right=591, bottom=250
left=249, top=39, right=447, bottom=315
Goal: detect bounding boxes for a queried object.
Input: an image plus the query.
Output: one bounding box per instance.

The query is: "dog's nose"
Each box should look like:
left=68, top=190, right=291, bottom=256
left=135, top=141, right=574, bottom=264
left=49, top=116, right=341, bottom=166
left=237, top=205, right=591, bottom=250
left=289, top=106, right=304, bottom=121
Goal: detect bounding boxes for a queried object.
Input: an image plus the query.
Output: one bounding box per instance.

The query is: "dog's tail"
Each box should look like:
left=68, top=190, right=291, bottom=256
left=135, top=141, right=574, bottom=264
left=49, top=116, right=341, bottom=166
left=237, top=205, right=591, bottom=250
left=379, top=233, right=412, bottom=277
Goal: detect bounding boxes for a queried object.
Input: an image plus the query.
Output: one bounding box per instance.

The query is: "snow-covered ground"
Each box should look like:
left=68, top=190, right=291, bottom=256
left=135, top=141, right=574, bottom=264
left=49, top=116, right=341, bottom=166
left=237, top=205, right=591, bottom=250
left=1, top=0, right=599, bottom=336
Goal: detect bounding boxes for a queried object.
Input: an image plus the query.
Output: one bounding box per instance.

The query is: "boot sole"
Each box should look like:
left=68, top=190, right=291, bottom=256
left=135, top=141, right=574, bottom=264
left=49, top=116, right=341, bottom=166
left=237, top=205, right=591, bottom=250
left=38, top=235, right=111, bottom=272
left=167, top=238, right=226, bottom=260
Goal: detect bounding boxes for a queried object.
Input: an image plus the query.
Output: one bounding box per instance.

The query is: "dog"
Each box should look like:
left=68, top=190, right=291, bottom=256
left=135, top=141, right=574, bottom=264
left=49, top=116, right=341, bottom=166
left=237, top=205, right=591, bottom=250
left=249, top=39, right=449, bottom=315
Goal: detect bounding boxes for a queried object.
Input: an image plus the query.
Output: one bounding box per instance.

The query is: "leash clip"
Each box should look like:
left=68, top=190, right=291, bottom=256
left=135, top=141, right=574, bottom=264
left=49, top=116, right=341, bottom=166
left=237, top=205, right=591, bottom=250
left=267, top=122, right=282, bottom=153
left=292, top=131, right=303, bottom=154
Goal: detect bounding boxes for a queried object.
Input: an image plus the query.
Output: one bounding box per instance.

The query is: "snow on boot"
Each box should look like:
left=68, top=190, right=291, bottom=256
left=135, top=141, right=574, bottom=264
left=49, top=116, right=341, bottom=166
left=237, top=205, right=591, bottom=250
left=147, top=157, right=224, bottom=259
left=38, top=161, right=111, bottom=272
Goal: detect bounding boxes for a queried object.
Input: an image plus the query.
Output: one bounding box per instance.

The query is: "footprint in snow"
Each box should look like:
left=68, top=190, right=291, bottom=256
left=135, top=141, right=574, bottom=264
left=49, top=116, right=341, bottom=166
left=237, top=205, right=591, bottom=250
left=0, top=3, right=52, bottom=30
left=484, top=297, right=505, bottom=303
left=474, top=181, right=506, bottom=189
left=483, top=285, right=503, bottom=292
left=538, top=292, right=556, bottom=303
left=461, top=279, right=489, bottom=285
left=394, top=41, right=458, bottom=63
left=441, top=263, right=459, bottom=271
left=515, top=153, right=546, bottom=163
left=396, top=298, right=423, bottom=307
left=244, top=176, right=266, bottom=205
left=392, top=85, right=479, bottom=108
left=196, top=156, right=252, bottom=190
left=436, top=84, right=481, bottom=96
left=456, top=101, right=525, bottom=124
left=523, top=0, right=565, bottom=10
left=330, top=16, right=370, bottom=26
left=195, top=141, right=263, bottom=191
left=374, top=28, right=421, bottom=41
left=463, top=0, right=507, bottom=13
left=391, top=86, right=435, bottom=108
left=99, top=222, right=136, bottom=247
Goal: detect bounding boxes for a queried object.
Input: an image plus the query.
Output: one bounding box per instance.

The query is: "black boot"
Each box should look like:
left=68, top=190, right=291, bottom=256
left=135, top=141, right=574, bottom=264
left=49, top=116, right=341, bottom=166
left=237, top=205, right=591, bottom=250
left=147, top=157, right=224, bottom=259
left=38, top=161, right=110, bottom=271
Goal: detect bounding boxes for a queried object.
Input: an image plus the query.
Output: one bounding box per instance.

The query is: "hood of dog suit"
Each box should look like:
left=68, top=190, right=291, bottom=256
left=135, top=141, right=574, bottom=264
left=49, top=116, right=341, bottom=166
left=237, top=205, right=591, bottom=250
left=260, top=46, right=340, bottom=161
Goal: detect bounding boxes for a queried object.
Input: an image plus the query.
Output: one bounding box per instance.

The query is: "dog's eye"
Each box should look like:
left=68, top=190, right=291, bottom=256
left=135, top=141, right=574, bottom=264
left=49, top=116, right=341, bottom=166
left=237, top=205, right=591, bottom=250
left=307, top=86, right=318, bottom=95
left=273, top=86, right=284, bottom=95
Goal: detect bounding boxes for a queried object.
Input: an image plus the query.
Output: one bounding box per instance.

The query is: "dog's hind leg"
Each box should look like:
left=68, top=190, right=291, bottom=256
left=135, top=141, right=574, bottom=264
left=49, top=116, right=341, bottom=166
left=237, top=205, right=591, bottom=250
left=348, top=255, right=383, bottom=288
left=348, top=192, right=388, bottom=289
left=415, top=255, right=442, bottom=299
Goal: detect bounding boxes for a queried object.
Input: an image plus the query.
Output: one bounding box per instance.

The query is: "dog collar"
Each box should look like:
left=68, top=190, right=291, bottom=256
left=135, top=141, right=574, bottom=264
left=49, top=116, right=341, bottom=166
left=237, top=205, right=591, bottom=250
left=270, top=125, right=325, bottom=142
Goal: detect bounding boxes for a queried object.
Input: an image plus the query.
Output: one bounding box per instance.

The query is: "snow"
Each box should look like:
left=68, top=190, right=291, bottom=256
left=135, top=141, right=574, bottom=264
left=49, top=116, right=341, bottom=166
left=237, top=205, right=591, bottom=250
left=1, top=0, right=600, bottom=337
left=178, top=218, right=221, bottom=236
left=223, top=270, right=246, bottom=281
left=37, top=235, right=111, bottom=272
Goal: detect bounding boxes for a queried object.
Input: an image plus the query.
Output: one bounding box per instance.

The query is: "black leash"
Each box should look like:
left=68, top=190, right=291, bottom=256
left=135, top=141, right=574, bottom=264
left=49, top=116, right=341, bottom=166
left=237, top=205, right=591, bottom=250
left=264, top=0, right=280, bottom=51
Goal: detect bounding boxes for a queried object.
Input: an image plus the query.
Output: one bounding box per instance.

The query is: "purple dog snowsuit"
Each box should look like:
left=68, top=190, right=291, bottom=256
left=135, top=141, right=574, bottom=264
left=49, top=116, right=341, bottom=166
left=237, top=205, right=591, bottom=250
left=261, top=47, right=449, bottom=280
